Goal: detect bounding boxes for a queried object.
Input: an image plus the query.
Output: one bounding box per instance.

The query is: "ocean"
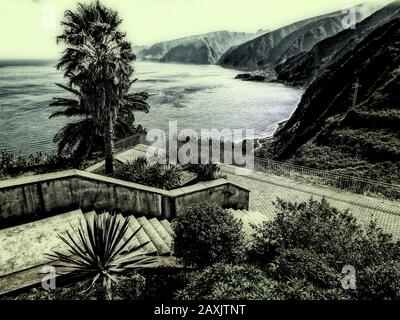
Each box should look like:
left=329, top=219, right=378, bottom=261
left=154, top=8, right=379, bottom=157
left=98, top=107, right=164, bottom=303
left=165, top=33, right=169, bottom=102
left=0, top=60, right=303, bottom=155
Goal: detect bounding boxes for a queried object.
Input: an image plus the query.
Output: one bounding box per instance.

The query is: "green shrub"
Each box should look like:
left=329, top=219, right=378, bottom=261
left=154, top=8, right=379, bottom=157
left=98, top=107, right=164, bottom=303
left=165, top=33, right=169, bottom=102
left=184, top=163, right=225, bottom=182
left=4, top=273, right=146, bottom=301
left=0, top=149, right=85, bottom=178
left=172, top=202, right=245, bottom=268
left=276, top=278, right=350, bottom=300
left=142, top=272, right=187, bottom=300
left=249, top=198, right=358, bottom=266
left=247, top=197, right=400, bottom=301
left=112, top=273, right=146, bottom=300
left=249, top=198, right=400, bottom=271
left=176, top=263, right=282, bottom=300
left=175, top=263, right=349, bottom=301
left=291, top=142, right=400, bottom=197
left=111, top=156, right=183, bottom=190
left=269, top=248, right=341, bottom=288
left=357, top=261, right=400, bottom=300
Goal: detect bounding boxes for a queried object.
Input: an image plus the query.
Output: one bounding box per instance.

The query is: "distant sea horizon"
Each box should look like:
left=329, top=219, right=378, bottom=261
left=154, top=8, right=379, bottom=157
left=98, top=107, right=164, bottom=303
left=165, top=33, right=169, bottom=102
left=0, top=59, right=304, bottom=155
left=0, top=59, right=57, bottom=68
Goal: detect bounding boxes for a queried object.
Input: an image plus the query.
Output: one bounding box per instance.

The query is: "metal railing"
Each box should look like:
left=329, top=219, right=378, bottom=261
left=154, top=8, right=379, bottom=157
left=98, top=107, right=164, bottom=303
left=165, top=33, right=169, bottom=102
left=252, top=157, right=400, bottom=200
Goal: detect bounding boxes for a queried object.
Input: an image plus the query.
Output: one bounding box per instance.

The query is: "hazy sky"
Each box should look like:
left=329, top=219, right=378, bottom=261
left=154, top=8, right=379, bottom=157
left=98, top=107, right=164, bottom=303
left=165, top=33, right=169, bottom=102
left=0, top=0, right=393, bottom=59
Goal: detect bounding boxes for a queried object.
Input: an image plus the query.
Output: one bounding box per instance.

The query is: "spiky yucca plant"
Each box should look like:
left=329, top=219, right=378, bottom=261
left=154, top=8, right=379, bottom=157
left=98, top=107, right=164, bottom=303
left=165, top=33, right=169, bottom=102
left=47, top=212, right=156, bottom=300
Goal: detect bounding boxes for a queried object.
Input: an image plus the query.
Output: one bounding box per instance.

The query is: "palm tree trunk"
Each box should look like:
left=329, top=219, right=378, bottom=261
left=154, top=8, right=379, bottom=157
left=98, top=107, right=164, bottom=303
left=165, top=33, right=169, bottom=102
left=104, top=110, right=115, bottom=174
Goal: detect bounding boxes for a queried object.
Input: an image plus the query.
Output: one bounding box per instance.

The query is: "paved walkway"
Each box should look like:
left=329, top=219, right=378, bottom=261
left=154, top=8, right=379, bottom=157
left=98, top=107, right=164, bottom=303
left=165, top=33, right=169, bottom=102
left=222, top=166, right=400, bottom=239
left=107, top=145, right=400, bottom=239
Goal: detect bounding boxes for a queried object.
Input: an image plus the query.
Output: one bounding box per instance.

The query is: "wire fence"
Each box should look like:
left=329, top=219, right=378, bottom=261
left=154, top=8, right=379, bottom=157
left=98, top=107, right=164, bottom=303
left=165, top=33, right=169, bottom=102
left=252, top=157, right=400, bottom=200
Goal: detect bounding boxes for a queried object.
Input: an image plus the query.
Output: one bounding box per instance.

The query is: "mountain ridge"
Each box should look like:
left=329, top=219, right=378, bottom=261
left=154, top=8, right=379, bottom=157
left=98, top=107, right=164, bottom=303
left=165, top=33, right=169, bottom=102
left=275, top=1, right=400, bottom=87
left=137, top=30, right=255, bottom=64
left=217, top=10, right=358, bottom=71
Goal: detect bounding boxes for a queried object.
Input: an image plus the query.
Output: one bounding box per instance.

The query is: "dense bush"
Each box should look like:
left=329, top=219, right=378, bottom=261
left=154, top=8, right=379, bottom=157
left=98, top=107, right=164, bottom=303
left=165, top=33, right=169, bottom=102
left=249, top=198, right=400, bottom=271
left=292, top=137, right=400, bottom=190
left=269, top=248, right=340, bottom=288
left=275, top=278, right=350, bottom=301
left=184, top=163, right=225, bottom=182
left=176, top=263, right=349, bottom=301
left=357, top=261, right=400, bottom=300
left=248, top=197, right=400, bottom=300
left=112, top=274, right=146, bottom=300
left=249, top=198, right=357, bottom=266
left=176, top=263, right=282, bottom=300
left=111, top=156, right=183, bottom=190
left=319, top=128, right=400, bottom=163
left=0, top=150, right=86, bottom=178
left=141, top=272, right=187, bottom=300
left=172, top=202, right=245, bottom=268
left=4, top=273, right=145, bottom=301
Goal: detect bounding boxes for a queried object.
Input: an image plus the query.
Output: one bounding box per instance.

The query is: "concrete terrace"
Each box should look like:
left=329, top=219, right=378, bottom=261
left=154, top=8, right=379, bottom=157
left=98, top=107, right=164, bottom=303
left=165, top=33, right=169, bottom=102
left=118, top=145, right=400, bottom=239
left=1, top=143, right=400, bottom=294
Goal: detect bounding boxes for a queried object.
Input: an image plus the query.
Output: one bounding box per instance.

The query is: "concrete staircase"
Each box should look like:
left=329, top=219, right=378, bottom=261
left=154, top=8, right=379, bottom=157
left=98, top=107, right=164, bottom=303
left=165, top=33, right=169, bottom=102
left=0, top=210, right=173, bottom=295
left=83, top=211, right=173, bottom=256
left=0, top=206, right=270, bottom=295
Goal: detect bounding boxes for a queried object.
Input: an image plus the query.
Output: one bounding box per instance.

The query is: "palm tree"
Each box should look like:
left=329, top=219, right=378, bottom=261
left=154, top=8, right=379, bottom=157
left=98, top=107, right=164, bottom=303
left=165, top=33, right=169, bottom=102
left=47, top=212, right=156, bottom=300
left=50, top=83, right=149, bottom=158
left=54, top=0, right=149, bottom=173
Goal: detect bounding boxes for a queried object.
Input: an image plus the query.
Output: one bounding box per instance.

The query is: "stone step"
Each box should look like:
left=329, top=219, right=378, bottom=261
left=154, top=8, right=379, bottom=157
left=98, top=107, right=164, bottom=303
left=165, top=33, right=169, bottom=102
left=116, top=214, right=141, bottom=253
left=148, top=218, right=173, bottom=248
left=137, top=217, right=170, bottom=256
left=84, top=211, right=96, bottom=224
left=127, top=216, right=158, bottom=255
left=0, top=210, right=84, bottom=279
left=159, top=219, right=174, bottom=236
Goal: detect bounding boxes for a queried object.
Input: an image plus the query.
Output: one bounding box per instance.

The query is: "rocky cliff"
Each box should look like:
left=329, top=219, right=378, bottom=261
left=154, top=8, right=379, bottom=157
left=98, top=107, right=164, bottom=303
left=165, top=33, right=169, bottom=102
left=275, top=1, right=400, bottom=87
left=265, top=18, right=400, bottom=183
left=137, top=31, right=253, bottom=64
left=217, top=10, right=355, bottom=71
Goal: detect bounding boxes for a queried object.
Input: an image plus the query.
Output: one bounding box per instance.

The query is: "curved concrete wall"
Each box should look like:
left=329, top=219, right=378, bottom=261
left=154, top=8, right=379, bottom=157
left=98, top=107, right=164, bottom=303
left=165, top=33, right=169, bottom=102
left=0, top=170, right=249, bottom=228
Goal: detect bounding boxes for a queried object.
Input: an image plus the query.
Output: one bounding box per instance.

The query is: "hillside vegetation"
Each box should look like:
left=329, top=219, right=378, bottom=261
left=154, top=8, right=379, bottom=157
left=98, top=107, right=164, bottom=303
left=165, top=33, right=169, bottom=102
left=261, top=18, right=400, bottom=184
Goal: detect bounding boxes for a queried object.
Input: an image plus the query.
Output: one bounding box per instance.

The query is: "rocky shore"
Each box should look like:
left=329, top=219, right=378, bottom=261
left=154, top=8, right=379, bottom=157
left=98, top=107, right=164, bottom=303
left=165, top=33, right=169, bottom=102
left=234, top=68, right=278, bottom=82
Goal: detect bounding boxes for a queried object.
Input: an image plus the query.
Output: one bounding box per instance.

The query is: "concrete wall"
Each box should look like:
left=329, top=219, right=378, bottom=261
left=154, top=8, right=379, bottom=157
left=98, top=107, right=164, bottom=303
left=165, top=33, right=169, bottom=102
left=0, top=170, right=249, bottom=228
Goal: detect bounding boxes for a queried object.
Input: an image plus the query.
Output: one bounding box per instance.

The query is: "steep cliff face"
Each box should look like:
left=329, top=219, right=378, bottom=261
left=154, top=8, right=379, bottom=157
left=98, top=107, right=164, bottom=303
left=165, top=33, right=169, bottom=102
left=267, top=18, right=400, bottom=182
left=137, top=31, right=253, bottom=64
left=134, top=45, right=148, bottom=56
left=275, top=1, right=400, bottom=87
left=217, top=11, right=352, bottom=71
left=160, top=40, right=219, bottom=64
